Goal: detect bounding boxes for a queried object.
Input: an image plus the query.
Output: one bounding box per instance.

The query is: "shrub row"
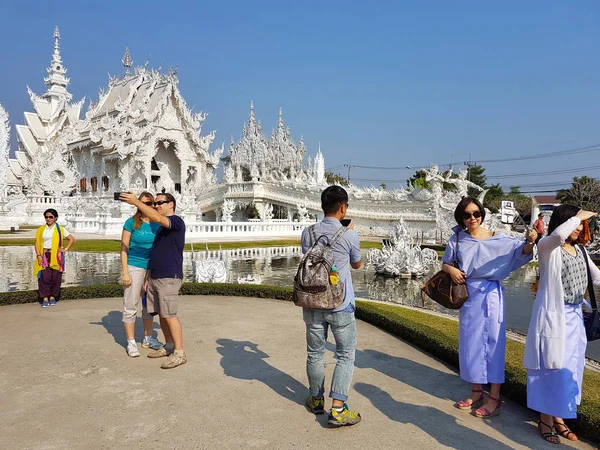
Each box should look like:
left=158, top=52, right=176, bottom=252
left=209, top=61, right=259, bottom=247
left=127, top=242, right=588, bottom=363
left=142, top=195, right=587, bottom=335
left=2, top=283, right=599, bottom=442
left=0, top=283, right=294, bottom=306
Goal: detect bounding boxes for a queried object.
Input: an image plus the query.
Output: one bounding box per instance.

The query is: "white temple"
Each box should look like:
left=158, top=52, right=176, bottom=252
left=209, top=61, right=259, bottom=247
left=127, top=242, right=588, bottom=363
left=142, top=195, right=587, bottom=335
left=0, top=27, right=478, bottom=241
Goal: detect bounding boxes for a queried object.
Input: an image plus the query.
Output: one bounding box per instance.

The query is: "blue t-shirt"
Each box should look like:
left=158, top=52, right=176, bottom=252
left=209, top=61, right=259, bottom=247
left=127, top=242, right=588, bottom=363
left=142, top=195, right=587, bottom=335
left=301, top=217, right=362, bottom=312
left=123, top=218, right=161, bottom=269
left=149, top=215, right=186, bottom=279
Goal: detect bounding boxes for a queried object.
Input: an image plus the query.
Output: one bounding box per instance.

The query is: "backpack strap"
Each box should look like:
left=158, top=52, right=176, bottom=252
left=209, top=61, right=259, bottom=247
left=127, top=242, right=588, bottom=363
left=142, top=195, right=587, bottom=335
left=308, top=225, right=318, bottom=246
left=329, top=226, right=348, bottom=248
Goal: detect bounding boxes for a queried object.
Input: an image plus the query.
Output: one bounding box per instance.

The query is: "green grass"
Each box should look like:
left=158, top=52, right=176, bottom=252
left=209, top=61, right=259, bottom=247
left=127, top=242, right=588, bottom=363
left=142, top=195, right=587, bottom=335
left=0, top=238, right=383, bottom=252
left=1, top=282, right=599, bottom=442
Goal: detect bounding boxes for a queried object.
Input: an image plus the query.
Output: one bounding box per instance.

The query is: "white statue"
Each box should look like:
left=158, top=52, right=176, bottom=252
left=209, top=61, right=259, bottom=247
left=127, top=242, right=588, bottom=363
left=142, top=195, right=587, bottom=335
left=297, top=202, right=310, bottom=222
left=424, top=164, right=444, bottom=207
left=366, top=220, right=439, bottom=277
left=224, top=164, right=235, bottom=184
left=221, top=199, right=236, bottom=222
left=445, top=167, right=484, bottom=199
left=155, top=161, right=175, bottom=193
left=263, top=202, right=274, bottom=222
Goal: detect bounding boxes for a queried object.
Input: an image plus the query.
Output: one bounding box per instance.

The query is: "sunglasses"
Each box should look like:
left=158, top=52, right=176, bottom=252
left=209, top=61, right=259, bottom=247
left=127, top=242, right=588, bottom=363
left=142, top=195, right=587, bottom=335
left=44, top=215, right=55, bottom=219
left=142, top=201, right=154, bottom=206
left=154, top=200, right=172, bottom=206
left=462, top=211, right=482, bottom=220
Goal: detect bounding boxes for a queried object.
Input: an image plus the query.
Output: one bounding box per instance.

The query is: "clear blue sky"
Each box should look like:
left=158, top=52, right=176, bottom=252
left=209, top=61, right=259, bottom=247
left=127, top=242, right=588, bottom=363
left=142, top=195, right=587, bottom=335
left=2, top=0, right=600, bottom=192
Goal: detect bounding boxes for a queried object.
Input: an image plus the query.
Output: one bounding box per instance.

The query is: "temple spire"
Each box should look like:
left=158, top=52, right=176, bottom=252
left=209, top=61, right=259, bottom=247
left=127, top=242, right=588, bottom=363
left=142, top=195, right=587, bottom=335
left=43, top=26, right=71, bottom=100
left=122, top=47, right=133, bottom=75
left=249, top=100, right=255, bottom=124
left=278, top=107, right=284, bottom=130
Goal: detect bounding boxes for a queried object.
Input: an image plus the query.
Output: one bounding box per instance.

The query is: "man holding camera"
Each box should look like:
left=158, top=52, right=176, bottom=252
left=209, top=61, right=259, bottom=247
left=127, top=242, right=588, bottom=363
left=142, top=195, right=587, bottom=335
left=120, top=192, right=187, bottom=369
left=301, top=185, right=363, bottom=426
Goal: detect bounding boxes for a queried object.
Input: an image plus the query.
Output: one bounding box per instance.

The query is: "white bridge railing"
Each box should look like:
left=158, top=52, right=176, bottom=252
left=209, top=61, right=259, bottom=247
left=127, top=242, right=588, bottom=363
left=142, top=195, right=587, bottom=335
left=65, top=217, right=316, bottom=239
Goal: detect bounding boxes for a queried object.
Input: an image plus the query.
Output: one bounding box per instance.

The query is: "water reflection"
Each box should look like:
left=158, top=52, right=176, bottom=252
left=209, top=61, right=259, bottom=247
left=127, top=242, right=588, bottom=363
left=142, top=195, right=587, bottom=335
left=2, top=245, right=600, bottom=360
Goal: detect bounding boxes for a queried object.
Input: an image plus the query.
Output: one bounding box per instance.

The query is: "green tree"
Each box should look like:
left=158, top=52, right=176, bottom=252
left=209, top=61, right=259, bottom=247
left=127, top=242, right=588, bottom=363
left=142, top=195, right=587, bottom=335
left=407, top=169, right=456, bottom=190
left=482, top=184, right=504, bottom=212
left=465, top=165, right=487, bottom=197
left=380, top=183, right=387, bottom=190
left=557, top=176, right=600, bottom=211
left=407, top=170, right=430, bottom=189
left=325, top=171, right=349, bottom=186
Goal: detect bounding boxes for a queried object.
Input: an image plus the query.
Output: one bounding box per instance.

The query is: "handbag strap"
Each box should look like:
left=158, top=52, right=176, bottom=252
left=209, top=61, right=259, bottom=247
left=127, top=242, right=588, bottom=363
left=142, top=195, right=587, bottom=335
left=453, top=233, right=461, bottom=268
left=578, top=244, right=597, bottom=311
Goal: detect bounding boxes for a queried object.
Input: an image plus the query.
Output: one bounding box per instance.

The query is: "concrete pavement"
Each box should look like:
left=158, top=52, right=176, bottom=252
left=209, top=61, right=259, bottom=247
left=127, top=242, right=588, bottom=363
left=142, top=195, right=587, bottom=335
left=0, top=296, right=595, bottom=449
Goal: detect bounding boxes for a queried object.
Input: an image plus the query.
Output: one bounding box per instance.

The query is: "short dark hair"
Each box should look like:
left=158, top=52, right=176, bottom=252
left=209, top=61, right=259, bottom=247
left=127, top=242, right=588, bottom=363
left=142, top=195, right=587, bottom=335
left=157, top=192, right=176, bottom=212
left=547, top=204, right=579, bottom=237
left=321, top=185, right=348, bottom=215
left=44, top=208, right=58, bottom=218
left=538, top=213, right=544, bottom=218
left=454, top=197, right=485, bottom=229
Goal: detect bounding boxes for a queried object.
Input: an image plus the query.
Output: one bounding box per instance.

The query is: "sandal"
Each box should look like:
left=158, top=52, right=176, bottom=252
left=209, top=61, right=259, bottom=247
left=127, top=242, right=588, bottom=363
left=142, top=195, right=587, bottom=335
left=539, top=418, right=560, bottom=444
left=473, top=395, right=502, bottom=418
left=455, top=389, right=485, bottom=410
left=554, top=421, right=578, bottom=441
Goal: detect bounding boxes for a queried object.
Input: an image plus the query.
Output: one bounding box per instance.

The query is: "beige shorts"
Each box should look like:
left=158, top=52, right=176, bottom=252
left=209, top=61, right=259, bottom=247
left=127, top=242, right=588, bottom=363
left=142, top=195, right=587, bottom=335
left=146, top=277, right=183, bottom=318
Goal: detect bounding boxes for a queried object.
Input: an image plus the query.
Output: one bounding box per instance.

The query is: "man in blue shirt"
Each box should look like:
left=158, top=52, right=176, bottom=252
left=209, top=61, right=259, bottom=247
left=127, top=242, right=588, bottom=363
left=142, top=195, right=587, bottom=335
left=121, top=192, right=187, bottom=369
left=301, top=185, right=362, bottom=426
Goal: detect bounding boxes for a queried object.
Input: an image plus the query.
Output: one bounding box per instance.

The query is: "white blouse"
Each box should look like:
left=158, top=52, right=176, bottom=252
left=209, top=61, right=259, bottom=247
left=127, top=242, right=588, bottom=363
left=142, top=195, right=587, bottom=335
left=42, top=224, right=71, bottom=249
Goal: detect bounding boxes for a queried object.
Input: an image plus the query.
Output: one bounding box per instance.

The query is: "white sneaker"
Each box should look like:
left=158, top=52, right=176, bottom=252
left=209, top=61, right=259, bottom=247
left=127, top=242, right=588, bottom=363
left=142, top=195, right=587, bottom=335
left=127, top=342, right=140, bottom=358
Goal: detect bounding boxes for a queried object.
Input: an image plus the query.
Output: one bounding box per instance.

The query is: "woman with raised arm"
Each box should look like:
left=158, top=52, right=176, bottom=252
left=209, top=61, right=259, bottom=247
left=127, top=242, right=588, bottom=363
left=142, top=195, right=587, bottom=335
left=34, top=209, right=75, bottom=307
left=443, top=197, right=536, bottom=418
left=524, top=206, right=599, bottom=444
left=120, top=192, right=163, bottom=358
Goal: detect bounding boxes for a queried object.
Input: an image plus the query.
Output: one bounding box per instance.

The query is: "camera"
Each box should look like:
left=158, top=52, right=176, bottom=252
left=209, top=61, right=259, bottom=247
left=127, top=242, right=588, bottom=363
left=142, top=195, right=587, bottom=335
left=341, top=218, right=352, bottom=227
left=113, top=192, right=123, bottom=201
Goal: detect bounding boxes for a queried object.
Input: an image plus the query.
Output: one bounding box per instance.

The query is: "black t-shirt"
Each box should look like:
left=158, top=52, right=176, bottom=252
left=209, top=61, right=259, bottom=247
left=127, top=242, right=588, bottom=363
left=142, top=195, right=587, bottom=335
left=149, top=215, right=185, bottom=279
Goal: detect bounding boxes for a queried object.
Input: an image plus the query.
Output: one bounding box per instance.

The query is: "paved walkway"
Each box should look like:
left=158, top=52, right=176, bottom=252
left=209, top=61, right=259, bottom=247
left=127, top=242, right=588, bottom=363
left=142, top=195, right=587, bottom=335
left=0, top=296, right=595, bottom=450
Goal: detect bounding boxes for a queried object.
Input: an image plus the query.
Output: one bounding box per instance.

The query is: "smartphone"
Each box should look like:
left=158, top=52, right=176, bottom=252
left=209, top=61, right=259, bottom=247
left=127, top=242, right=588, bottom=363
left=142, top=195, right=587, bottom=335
left=113, top=192, right=123, bottom=201
left=341, top=219, right=352, bottom=227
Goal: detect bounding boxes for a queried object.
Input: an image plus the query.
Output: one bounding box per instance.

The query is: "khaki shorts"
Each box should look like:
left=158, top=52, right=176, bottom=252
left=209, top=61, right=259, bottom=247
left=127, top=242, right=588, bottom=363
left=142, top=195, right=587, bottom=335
left=146, top=278, right=183, bottom=318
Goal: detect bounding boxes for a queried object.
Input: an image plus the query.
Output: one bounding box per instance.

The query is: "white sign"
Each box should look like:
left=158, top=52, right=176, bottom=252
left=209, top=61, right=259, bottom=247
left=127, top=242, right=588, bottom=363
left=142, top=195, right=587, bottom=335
left=501, top=200, right=516, bottom=224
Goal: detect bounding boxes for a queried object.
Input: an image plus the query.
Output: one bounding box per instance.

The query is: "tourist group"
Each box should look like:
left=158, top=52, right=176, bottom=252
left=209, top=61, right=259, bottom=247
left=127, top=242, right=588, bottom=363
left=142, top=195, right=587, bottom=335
left=33, top=186, right=599, bottom=442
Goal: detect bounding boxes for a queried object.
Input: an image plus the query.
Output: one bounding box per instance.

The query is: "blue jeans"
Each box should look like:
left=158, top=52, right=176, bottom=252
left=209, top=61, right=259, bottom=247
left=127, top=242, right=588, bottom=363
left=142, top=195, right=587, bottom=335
left=303, top=309, right=357, bottom=402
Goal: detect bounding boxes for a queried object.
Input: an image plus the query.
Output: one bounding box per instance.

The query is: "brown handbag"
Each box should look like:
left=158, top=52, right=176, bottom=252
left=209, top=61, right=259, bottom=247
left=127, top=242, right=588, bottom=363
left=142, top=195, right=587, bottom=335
left=421, top=233, right=469, bottom=309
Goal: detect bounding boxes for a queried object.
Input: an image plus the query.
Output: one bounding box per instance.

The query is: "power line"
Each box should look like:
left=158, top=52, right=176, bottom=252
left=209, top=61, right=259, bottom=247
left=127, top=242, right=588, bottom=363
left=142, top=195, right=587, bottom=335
left=487, top=164, right=600, bottom=179
left=326, top=142, right=600, bottom=173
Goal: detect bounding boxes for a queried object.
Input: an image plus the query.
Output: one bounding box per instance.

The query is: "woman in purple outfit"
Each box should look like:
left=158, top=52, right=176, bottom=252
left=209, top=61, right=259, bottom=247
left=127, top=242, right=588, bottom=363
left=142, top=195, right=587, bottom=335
left=443, top=197, right=536, bottom=418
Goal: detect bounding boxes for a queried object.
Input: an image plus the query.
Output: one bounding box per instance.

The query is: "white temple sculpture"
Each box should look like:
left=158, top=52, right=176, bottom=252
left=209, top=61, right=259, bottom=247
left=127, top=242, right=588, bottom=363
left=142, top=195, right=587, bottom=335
left=366, top=220, right=439, bottom=277
left=1, top=27, right=513, bottom=244
left=9, top=27, right=84, bottom=195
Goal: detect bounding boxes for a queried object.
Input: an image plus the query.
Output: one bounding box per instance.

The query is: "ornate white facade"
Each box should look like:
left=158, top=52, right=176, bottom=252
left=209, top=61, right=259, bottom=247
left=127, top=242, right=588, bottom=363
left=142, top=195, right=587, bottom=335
left=0, top=27, right=505, bottom=243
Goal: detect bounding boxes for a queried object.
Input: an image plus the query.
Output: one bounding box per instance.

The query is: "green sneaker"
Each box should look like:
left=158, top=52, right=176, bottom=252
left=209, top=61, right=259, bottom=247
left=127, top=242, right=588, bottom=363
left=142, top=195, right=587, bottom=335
left=305, top=395, right=325, bottom=414
left=328, top=403, right=361, bottom=427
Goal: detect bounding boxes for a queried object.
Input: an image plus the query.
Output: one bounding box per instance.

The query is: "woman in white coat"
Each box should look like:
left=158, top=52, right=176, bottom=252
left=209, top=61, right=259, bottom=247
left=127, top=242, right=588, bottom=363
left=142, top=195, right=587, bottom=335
left=524, top=206, right=599, bottom=444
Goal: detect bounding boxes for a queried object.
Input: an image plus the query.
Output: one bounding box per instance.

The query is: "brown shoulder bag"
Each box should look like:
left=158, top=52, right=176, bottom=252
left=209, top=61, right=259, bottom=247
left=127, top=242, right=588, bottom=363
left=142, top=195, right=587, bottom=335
left=421, top=233, right=469, bottom=309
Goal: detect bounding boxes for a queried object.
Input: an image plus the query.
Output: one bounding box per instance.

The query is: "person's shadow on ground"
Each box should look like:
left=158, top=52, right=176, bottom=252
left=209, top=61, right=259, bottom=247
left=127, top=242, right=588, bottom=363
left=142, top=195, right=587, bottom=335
left=216, top=338, right=307, bottom=405
left=355, top=382, right=515, bottom=450
left=349, top=347, right=555, bottom=448
left=90, top=310, right=161, bottom=349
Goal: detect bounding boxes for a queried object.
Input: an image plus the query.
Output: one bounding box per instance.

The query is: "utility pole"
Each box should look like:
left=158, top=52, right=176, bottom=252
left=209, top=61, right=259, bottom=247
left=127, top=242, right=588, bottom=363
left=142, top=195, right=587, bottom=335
left=344, top=163, right=352, bottom=184
left=464, top=153, right=475, bottom=182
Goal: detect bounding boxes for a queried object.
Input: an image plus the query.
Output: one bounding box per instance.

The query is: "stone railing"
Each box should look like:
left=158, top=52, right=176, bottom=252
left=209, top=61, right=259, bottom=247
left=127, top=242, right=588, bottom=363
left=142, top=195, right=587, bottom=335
left=186, top=221, right=314, bottom=239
